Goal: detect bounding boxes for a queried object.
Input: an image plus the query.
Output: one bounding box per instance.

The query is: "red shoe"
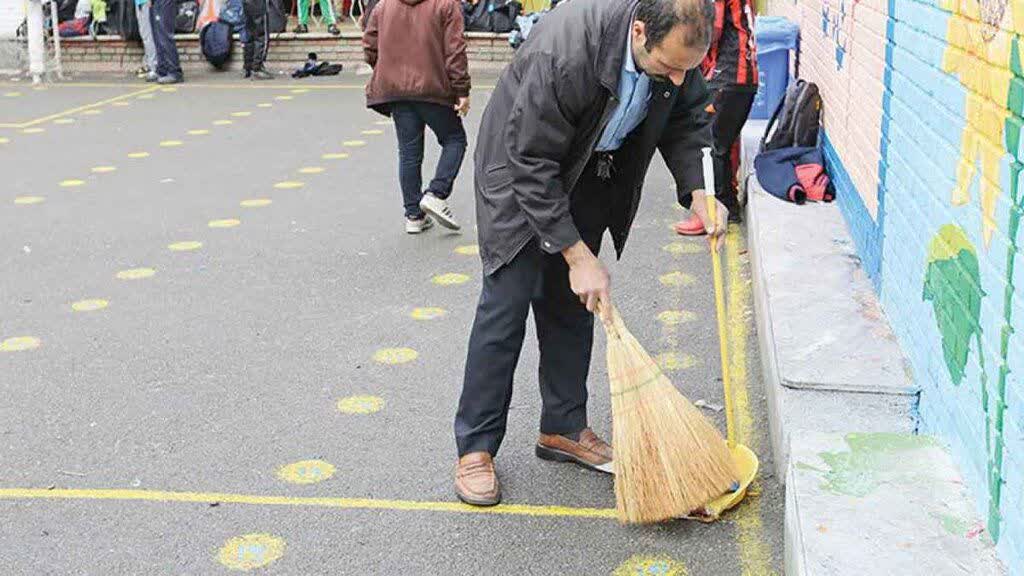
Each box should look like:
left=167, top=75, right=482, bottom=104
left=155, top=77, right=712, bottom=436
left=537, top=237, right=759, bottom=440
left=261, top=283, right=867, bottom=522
left=673, top=214, right=706, bottom=236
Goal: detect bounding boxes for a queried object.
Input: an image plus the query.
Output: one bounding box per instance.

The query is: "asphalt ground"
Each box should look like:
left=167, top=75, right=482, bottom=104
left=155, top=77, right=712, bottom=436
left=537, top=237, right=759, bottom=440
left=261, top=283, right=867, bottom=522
left=0, top=71, right=783, bottom=575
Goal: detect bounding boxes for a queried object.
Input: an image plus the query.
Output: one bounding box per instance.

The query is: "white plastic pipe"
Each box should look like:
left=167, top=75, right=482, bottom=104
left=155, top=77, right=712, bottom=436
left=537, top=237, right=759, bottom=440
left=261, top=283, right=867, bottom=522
left=26, top=0, right=46, bottom=82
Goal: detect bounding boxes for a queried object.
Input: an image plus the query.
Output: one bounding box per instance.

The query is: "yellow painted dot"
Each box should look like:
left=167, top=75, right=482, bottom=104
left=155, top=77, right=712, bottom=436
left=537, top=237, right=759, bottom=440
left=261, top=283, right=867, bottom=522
left=0, top=336, right=41, bottom=352
left=209, top=219, right=241, bottom=229
left=116, top=267, right=156, bottom=280
left=71, top=299, right=109, bottom=312
left=231, top=111, right=252, bottom=117
left=160, top=87, right=178, bottom=93
left=298, top=166, right=324, bottom=174
left=188, top=129, right=210, bottom=136
left=373, top=347, right=418, bottom=365
left=410, top=307, right=447, bottom=320
left=275, top=95, right=294, bottom=101
left=21, top=128, right=44, bottom=134
left=290, top=88, right=309, bottom=94
left=276, top=459, right=336, bottom=485
left=128, top=152, right=150, bottom=158
left=343, top=140, right=366, bottom=147
left=321, top=152, right=349, bottom=160
left=374, top=120, right=392, bottom=126
left=110, top=101, right=131, bottom=107
left=432, top=273, right=470, bottom=286
left=14, top=196, right=45, bottom=205
left=80, top=109, right=103, bottom=116
left=4, top=91, right=21, bottom=97
left=168, top=241, right=202, bottom=251
left=0, top=137, right=9, bottom=144
left=53, top=118, right=76, bottom=124
left=159, top=140, right=183, bottom=147
left=213, top=120, right=234, bottom=126
left=137, top=93, right=155, bottom=100
left=454, top=245, right=479, bottom=256
left=217, top=534, right=285, bottom=571
left=337, top=395, right=385, bottom=414
left=240, top=198, right=272, bottom=208
left=659, top=271, right=695, bottom=287
left=662, top=241, right=705, bottom=255
left=91, top=166, right=117, bottom=174
left=257, top=103, right=273, bottom=108
left=274, top=181, right=304, bottom=190
left=613, top=555, right=688, bottom=576
left=654, top=352, right=698, bottom=371
left=361, top=129, right=384, bottom=135
left=657, top=310, right=697, bottom=326
left=59, top=179, right=85, bottom=188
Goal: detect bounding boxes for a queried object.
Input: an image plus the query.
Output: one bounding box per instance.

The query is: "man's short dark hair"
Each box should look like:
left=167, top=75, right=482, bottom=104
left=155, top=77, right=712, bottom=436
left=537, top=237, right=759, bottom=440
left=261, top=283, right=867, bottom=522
left=636, top=0, right=714, bottom=50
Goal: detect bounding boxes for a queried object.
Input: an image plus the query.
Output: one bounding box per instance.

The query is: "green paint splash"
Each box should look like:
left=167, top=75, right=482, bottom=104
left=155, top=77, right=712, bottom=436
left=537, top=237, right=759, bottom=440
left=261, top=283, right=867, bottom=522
left=817, top=433, right=939, bottom=497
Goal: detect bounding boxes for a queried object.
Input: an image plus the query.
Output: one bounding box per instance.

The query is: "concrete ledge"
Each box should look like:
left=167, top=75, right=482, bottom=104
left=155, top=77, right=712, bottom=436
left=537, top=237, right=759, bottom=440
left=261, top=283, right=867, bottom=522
left=786, top=432, right=1005, bottom=575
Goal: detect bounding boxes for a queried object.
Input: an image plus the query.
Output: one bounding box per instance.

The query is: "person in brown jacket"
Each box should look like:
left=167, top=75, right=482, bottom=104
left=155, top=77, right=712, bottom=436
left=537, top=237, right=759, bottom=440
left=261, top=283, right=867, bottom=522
left=363, top=0, right=471, bottom=234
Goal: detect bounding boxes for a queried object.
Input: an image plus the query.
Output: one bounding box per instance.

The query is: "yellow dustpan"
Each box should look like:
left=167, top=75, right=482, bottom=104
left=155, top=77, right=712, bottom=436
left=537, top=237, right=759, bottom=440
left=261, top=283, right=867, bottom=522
left=685, top=147, right=759, bottom=522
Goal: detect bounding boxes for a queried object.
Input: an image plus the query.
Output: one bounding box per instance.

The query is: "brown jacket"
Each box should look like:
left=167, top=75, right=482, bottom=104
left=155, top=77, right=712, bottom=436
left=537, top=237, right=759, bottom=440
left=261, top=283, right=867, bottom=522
left=363, top=0, right=471, bottom=111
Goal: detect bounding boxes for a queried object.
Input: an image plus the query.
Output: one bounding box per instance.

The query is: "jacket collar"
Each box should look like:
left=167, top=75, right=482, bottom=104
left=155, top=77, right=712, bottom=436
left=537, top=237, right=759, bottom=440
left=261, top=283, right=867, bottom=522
left=596, top=0, right=641, bottom=93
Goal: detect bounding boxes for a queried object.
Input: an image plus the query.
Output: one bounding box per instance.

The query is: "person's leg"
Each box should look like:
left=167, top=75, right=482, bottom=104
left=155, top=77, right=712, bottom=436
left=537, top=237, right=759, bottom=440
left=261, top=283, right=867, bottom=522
left=455, top=242, right=544, bottom=457
left=391, top=104, right=427, bottom=220
left=251, top=0, right=270, bottom=71
left=712, top=87, right=756, bottom=217
left=242, top=0, right=256, bottom=72
left=418, top=102, right=468, bottom=201
left=296, top=0, right=311, bottom=25
left=152, top=0, right=182, bottom=79
left=319, top=0, right=337, bottom=24
left=136, top=1, right=158, bottom=73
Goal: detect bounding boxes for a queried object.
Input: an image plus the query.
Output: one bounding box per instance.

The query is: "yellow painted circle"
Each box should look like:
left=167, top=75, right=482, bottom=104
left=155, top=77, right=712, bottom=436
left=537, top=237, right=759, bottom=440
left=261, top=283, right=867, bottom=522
left=21, top=128, right=44, bottom=134
left=209, top=219, right=241, bottom=229
left=276, top=459, right=336, bottom=484
left=71, top=299, right=109, bottom=312
left=656, top=310, right=697, bottom=326
left=168, top=241, right=203, bottom=251
left=159, top=140, right=183, bottom=147
left=343, top=140, right=367, bottom=147
left=116, top=267, right=156, bottom=280
left=59, top=179, right=85, bottom=188
left=160, top=87, right=178, bottom=93
left=137, top=93, right=155, bottom=100
left=80, top=109, right=103, bottom=115
left=290, top=88, right=310, bottom=94
left=14, top=196, right=45, bottom=205
left=373, top=347, right=418, bottom=364
left=91, top=166, right=117, bottom=174
left=275, top=95, right=294, bottom=101
left=659, top=271, right=695, bottom=287
left=298, top=166, right=324, bottom=174
left=231, top=111, right=252, bottom=117
left=432, top=273, right=470, bottom=286
left=217, top=534, right=285, bottom=571
left=241, top=198, right=273, bottom=208
left=0, top=336, right=41, bottom=352
left=188, top=129, right=210, bottom=136
left=662, top=241, right=704, bottom=255
left=361, top=129, right=384, bottom=135
left=322, top=152, right=349, bottom=160
left=127, top=151, right=150, bottom=158
left=274, top=181, right=304, bottom=189
left=4, top=91, right=21, bottom=97
left=53, top=118, right=76, bottom=124
left=110, top=101, right=131, bottom=107
left=654, top=352, right=698, bottom=371
left=257, top=103, right=273, bottom=108
left=454, top=245, right=479, bottom=256
left=613, top=555, right=688, bottom=576
left=410, top=307, right=447, bottom=320
left=337, top=395, right=385, bottom=414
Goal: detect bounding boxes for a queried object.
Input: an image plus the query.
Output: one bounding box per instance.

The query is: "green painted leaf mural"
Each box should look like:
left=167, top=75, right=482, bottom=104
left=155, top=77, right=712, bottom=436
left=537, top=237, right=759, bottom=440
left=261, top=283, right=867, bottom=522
left=922, top=225, right=984, bottom=385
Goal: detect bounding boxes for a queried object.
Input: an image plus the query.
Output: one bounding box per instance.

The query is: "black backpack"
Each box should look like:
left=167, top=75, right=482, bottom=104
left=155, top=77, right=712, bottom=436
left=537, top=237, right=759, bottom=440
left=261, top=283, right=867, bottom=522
left=175, top=0, right=199, bottom=33
left=268, top=0, right=288, bottom=33
left=106, top=0, right=140, bottom=40
left=763, top=80, right=822, bottom=151
left=200, top=20, right=233, bottom=68
left=463, top=0, right=521, bottom=33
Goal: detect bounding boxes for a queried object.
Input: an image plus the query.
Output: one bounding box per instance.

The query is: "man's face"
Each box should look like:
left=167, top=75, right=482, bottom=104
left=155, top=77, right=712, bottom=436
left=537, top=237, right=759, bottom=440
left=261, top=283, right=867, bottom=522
left=631, top=20, right=708, bottom=85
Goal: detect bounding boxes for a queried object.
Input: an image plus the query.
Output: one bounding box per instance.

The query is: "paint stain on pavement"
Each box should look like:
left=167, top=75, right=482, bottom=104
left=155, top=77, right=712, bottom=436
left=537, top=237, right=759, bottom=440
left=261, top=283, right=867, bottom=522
left=80, top=109, right=103, bottom=116
left=240, top=199, right=272, bottom=208
left=654, top=352, right=698, bottom=371
left=275, top=95, right=294, bottom=101
left=290, top=89, right=310, bottom=94
left=14, top=196, right=45, bottom=205
left=168, top=241, right=202, bottom=251
left=276, top=460, right=336, bottom=485
left=657, top=310, right=697, bottom=325
left=274, top=181, right=304, bottom=189
left=213, top=120, right=234, bottom=126
left=21, top=128, right=44, bottom=134
left=337, top=395, right=386, bottom=414
left=361, top=129, right=384, bottom=135
left=343, top=140, right=366, bottom=147
left=116, top=268, right=156, bottom=280
left=0, top=336, right=41, bottom=352
left=159, top=140, right=183, bottom=147
left=71, top=299, right=109, bottom=312
left=127, top=152, right=150, bottom=158
left=432, top=273, right=470, bottom=286
left=613, top=554, right=688, bottom=576
left=209, top=219, right=241, bottom=229
left=454, top=245, right=479, bottom=255
left=59, top=179, right=84, bottom=188
left=659, top=271, right=695, bottom=287
left=53, top=118, right=76, bottom=125
left=410, top=307, right=447, bottom=320
left=91, top=166, right=116, bottom=173
left=663, top=241, right=705, bottom=255
left=231, top=111, right=252, bottom=117
left=373, top=348, right=418, bottom=364
left=257, top=103, right=273, bottom=108
left=217, top=534, right=285, bottom=571
left=817, top=433, right=940, bottom=497
left=298, top=167, right=325, bottom=174
left=188, top=129, right=210, bottom=136
left=322, top=153, right=349, bottom=160
left=0, top=137, right=9, bottom=144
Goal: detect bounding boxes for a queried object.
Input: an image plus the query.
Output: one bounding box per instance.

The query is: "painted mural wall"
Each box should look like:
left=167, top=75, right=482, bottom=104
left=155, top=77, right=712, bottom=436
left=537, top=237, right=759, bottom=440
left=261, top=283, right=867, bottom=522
left=768, top=0, right=1024, bottom=569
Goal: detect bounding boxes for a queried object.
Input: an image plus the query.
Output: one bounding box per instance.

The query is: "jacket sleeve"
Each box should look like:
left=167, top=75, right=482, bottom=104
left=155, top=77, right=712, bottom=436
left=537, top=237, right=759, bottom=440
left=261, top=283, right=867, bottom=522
left=657, top=70, right=714, bottom=205
left=443, top=0, right=471, bottom=97
left=362, top=5, right=380, bottom=67
left=504, top=52, right=584, bottom=255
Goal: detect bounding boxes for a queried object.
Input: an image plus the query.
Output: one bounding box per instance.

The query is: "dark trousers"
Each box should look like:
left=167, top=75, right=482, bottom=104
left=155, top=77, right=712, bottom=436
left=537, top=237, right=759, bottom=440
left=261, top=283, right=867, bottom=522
left=150, top=0, right=182, bottom=79
left=455, top=157, right=613, bottom=457
left=391, top=101, right=467, bottom=219
left=711, top=87, right=756, bottom=213
left=243, top=0, right=270, bottom=71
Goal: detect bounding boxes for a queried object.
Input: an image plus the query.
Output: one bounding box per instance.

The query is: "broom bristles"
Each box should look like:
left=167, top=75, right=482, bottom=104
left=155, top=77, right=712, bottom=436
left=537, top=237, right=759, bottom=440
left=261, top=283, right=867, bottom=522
left=604, top=307, right=738, bottom=524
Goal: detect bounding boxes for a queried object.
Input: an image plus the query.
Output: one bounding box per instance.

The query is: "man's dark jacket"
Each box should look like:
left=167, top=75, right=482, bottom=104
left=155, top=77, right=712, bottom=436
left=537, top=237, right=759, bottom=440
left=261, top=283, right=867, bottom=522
left=474, top=0, right=713, bottom=275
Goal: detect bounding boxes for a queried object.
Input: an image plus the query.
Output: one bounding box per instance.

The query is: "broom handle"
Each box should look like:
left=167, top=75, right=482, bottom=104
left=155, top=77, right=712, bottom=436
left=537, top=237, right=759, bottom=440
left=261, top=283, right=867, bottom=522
left=702, top=147, right=737, bottom=448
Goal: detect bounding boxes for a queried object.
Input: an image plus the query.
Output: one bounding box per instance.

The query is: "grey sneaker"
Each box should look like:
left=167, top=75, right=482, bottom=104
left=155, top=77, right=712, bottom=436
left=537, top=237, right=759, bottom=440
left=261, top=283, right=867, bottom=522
left=145, top=72, right=159, bottom=82
left=156, top=75, right=183, bottom=85
left=251, top=68, right=274, bottom=81
left=406, top=216, right=434, bottom=234
left=419, top=193, right=460, bottom=230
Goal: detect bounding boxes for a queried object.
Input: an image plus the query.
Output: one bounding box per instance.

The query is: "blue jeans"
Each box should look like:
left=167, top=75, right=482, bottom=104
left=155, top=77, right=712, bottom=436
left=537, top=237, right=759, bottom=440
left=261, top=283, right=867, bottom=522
left=391, top=101, right=467, bottom=219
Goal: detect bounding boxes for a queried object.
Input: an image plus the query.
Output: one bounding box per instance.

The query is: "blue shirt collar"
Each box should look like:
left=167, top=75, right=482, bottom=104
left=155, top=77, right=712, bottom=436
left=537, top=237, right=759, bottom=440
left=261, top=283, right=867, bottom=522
left=625, top=31, right=638, bottom=75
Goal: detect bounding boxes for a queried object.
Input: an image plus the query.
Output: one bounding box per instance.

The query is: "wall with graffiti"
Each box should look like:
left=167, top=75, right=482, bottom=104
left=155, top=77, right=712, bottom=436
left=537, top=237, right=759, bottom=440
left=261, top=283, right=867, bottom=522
left=768, top=0, right=1024, bottom=568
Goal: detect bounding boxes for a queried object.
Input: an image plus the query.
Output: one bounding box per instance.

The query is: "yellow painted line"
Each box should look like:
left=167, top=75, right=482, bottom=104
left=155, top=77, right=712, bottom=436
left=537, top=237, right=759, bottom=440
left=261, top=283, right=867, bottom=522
left=0, top=86, right=158, bottom=129
left=0, top=488, right=618, bottom=519
left=724, top=228, right=777, bottom=576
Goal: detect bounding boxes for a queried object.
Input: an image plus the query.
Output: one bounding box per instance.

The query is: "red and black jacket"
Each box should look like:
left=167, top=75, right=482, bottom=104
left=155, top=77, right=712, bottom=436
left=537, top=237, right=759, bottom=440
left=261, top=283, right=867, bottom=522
left=700, top=0, right=758, bottom=91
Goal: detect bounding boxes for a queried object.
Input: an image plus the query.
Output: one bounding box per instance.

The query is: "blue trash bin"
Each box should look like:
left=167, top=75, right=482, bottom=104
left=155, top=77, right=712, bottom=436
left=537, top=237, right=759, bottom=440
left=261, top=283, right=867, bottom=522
left=751, top=16, right=800, bottom=120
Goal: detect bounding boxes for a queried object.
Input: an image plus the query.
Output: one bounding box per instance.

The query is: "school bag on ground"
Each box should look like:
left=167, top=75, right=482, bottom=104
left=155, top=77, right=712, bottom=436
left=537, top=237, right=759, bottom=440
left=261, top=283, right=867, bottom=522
left=200, top=19, right=233, bottom=68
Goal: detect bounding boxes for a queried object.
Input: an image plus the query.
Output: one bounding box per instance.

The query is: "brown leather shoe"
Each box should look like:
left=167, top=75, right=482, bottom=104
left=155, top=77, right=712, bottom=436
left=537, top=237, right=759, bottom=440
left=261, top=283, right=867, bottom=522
left=536, top=428, right=614, bottom=474
left=455, top=452, right=501, bottom=506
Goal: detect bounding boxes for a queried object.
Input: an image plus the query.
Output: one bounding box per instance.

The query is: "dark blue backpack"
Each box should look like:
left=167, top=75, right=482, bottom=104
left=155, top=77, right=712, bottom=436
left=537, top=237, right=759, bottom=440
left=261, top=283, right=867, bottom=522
left=200, top=20, right=233, bottom=69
